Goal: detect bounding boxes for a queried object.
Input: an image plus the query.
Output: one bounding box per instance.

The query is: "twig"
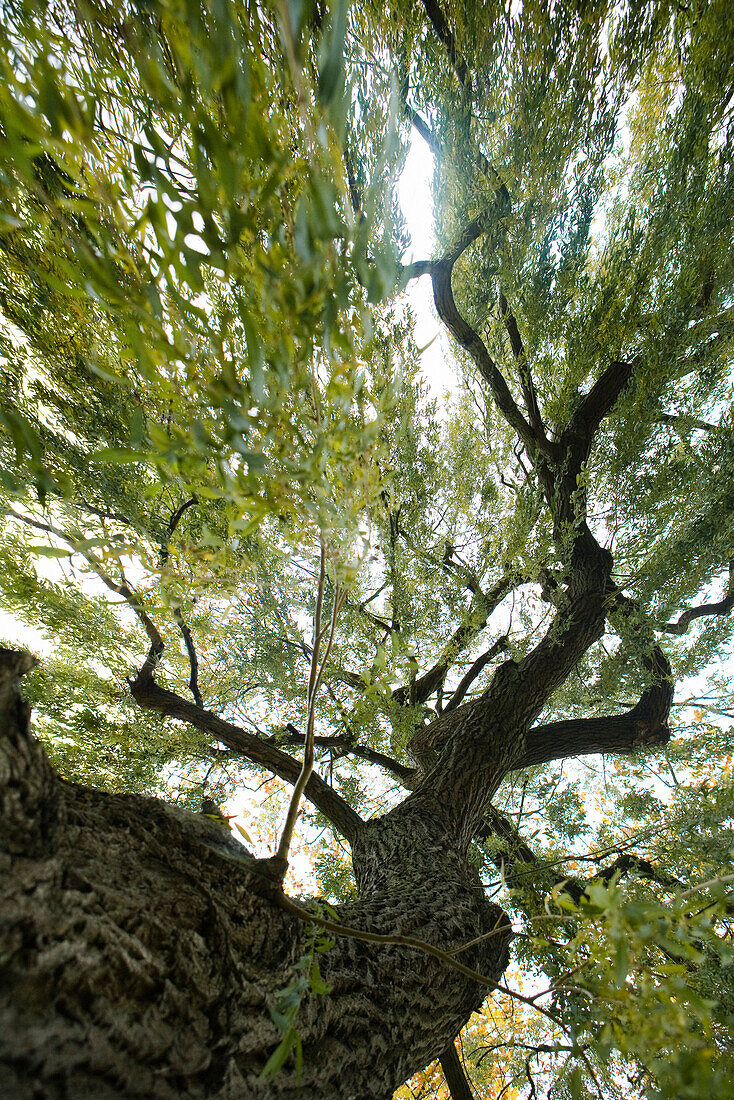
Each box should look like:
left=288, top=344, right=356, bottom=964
left=3, top=506, right=164, bottom=660
left=679, top=872, right=734, bottom=900
left=275, top=892, right=565, bottom=1035
left=276, top=544, right=345, bottom=867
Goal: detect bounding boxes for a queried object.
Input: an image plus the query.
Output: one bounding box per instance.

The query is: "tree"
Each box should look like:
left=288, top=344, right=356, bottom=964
left=2, top=0, right=734, bottom=1096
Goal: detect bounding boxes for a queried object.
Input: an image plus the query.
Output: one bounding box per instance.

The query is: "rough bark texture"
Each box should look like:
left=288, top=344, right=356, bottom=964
left=1, top=502, right=673, bottom=1099
left=0, top=651, right=511, bottom=1099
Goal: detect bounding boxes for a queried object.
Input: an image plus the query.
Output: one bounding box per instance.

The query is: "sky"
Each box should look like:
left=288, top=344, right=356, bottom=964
left=227, top=139, right=455, bottom=865
left=231, top=137, right=492, bottom=872
left=4, top=127, right=716, bottom=870
left=1, top=135, right=446, bottom=655
left=396, top=136, right=458, bottom=399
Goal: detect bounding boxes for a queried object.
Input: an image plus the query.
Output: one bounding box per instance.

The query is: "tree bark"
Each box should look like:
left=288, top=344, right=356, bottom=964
left=0, top=650, right=511, bottom=1099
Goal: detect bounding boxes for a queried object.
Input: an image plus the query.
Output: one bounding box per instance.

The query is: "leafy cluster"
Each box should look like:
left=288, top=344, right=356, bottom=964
left=2, top=0, right=734, bottom=1097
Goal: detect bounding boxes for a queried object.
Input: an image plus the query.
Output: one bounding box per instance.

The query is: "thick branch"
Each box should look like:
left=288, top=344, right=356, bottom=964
left=477, top=806, right=587, bottom=904
left=561, top=359, right=637, bottom=466
left=661, top=559, right=734, bottom=634
left=404, top=100, right=504, bottom=189
left=129, top=672, right=364, bottom=843
left=0, top=648, right=52, bottom=858
left=410, top=256, right=638, bottom=532
left=479, top=807, right=685, bottom=906
left=344, top=143, right=362, bottom=216
left=401, top=214, right=495, bottom=283
left=407, top=538, right=650, bottom=844
left=404, top=102, right=442, bottom=157
left=408, top=547, right=613, bottom=766
left=393, top=573, right=513, bottom=707
left=401, top=258, right=435, bottom=280
left=596, top=853, right=686, bottom=893
left=440, top=1042, right=476, bottom=1100
left=501, top=542, right=616, bottom=728
left=418, top=0, right=468, bottom=84
left=431, top=249, right=540, bottom=455
left=517, top=645, right=673, bottom=769
left=159, top=497, right=203, bottom=707
left=540, top=359, right=640, bottom=533
left=273, top=727, right=418, bottom=787
left=414, top=212, right=555, bottom=463
left=498, top=289, right=548, bottom=446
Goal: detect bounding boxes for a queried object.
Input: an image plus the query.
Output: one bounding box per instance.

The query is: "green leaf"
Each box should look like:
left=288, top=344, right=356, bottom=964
left=309, top=961, right=332, bottom=995
left=259, top=1029, right=296, bottom=1081
left=28, top=545, right=70, bottom=558
left=317, top=0, right=348, bottom=106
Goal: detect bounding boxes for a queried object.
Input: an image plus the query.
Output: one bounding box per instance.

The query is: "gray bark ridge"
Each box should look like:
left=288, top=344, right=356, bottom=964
left=0, top=651, right=511, bottom=1099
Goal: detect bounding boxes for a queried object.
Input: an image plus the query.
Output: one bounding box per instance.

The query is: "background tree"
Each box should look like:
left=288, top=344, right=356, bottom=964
left=2, top=0, right=734, bottom=1097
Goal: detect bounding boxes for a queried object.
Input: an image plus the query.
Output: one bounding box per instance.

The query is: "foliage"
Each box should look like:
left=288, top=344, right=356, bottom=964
left=2, top=0, right=734, bottom=1096
left=260, top=908, right=335, bottom=1083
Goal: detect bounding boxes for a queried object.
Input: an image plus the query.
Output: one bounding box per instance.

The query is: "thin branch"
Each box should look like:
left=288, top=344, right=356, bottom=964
left=679, top=871, right=734, bottom=900
left=172, top=609, right=203, bottom=707
left=393, top=572, right=513, bottom=707
left=347, top=597, right=396, bottom=634
left=79, top=501, right=134, bottom=526
left=359, top=581, right=389, bottom=610
left=475, top=1039, right=587, bottom=1058
left=4, top=507, right=164, bottom=664
left=7, top=498, right=204, bottom=705
left=498, top=288, right=548, bottom=446
left=160, top=496, right=197, bottom=560
left=443, top=635, right=509, bottom=713
left=403, top=97, right=506, bottom=200
left=655, top=412, right=716, bottom=432
left=334, top=547, right=516, bottom=713
left=276, top=545, right=332, bottom=867
left=275, top=891, right=569, bottom=1036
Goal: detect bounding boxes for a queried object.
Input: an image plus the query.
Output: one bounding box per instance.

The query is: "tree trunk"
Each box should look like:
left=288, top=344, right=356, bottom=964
left=0, top=651, right=511, bottom=1099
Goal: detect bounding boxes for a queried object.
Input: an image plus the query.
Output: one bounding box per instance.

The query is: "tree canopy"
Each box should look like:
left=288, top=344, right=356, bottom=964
left=2, top=0, right=734, bottom=1097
